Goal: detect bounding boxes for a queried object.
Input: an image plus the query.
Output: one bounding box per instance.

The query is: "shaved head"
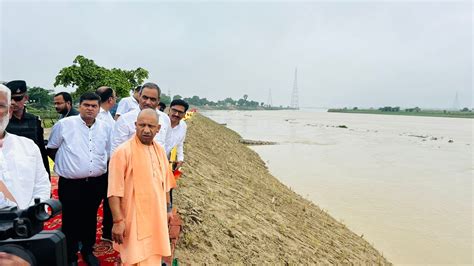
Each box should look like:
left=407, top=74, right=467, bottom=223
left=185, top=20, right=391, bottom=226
left=137, top=108, right=159, bottom=123
left=135, top=109, right=160, bottom=145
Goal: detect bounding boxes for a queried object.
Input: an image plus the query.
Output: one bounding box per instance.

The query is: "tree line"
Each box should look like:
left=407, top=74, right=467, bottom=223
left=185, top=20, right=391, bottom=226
left=345, top=106, right=472, bottom=113
left=27, top=55, right=265, bottom=109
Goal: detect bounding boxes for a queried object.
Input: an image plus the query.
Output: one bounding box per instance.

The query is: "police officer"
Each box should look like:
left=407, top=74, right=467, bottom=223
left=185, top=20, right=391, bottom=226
left=5, top=80, right=50, bottom=179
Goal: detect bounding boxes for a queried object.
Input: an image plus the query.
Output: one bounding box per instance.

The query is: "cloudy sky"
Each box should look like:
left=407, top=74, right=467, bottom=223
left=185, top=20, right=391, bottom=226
left=0, top=0, right=471, bottom=108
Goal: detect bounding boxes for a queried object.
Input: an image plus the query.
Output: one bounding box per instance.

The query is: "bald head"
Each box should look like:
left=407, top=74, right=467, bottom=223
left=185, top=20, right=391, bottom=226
left=95, top=86, right=116, bottom=111
left=135, top=109, right=160, bottom=145
left=137, top=108, right=159, bottom=123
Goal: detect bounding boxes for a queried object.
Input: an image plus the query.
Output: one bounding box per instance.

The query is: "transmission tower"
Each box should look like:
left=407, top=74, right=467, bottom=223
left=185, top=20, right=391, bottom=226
left=451, top=92, right=460, bottom=110
left=290, top=68, right=299, bottom=109
left=168, top=89, right=171, bottom=100
left=267, top=88, right=273, bottom=107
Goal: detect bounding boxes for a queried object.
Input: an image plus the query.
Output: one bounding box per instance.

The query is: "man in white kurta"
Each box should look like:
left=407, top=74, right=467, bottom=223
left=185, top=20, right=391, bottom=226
left=166, top=99, right=189, bottom=167
left=95, top=86, right=117, bottom=242
left=114, top=86, right=140, bottom=120
left=0, top=84, right=50, bottom=210
left=95, top=86, right=116, bottom=151
left=47, top=92, right=112, bottom=266
left=0, top=133, right=51, bottom=209
left=111, top=82, right=171, bottom=154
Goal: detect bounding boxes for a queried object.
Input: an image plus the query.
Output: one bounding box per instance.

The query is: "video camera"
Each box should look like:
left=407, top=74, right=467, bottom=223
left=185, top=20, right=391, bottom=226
left=0, top=198, right=67, bottom=266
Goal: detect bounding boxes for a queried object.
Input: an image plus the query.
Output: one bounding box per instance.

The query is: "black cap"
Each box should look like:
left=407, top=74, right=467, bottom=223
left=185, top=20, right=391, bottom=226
left=6, top=80, right=27, bottom=94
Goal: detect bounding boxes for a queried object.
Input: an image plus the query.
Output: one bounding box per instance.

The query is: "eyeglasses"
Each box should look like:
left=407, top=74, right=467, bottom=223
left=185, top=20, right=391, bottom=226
left=11, top=95, right=25, bottom=102
left=170, top=108, right=185, bottom=115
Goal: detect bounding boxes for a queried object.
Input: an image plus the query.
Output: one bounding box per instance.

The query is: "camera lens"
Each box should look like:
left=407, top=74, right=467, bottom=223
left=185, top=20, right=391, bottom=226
left=34, top=200, right=61, bottom=222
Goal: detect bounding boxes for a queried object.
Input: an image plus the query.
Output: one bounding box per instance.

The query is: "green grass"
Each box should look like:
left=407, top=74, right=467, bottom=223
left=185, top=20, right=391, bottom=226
left=28, top=107, right=58, bottom=128
left=42, top=119, right=57, bottom=128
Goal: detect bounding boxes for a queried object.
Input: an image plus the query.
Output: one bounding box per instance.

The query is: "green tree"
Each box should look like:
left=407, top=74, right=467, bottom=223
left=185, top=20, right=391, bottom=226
left=173, top=94, right=182, bottom=100
left=161, top=93, right=171, bottom=105
left=224, top=97, right=235, bottom=105
left=248, top=100, right=259, bottom=107
left=28, top=86, right=54, bottom=109
left=200, top=97, right=209, bottom=106
left=54, top=55, right=149, bottom=98
left=187, top=96, right=201, bottom=105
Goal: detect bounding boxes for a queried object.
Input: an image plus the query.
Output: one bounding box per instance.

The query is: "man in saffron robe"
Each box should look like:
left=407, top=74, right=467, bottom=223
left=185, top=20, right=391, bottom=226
left=108, top=108, right=175, bottom=265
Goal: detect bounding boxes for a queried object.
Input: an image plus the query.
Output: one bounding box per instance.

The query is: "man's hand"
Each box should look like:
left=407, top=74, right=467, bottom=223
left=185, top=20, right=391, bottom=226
left=0, top=252, right=30, bottom=266
left=0, top=181, right=16, bottom=204
left=108, top=196, right=125, bottom=244
left=175, top=161, right=184, bottom=169
left=112, top=221, right=126, bottom=245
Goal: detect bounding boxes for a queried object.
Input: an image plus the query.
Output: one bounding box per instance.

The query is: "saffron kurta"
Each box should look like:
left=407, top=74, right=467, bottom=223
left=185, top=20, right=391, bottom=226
left=108, top=136, right=175, bottom=264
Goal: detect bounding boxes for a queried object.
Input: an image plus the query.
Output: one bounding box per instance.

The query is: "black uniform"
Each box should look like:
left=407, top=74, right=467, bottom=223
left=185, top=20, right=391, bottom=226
left=6, top=110, right=51, bottom=178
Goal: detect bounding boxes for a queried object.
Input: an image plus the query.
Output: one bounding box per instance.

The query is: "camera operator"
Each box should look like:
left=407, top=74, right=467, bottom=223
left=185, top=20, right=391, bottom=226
left=0, top=84, right=51, bottom=209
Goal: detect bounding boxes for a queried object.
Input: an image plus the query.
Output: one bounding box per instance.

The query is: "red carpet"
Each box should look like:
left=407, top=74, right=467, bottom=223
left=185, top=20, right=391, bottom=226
left=43, top=176, right=121, bottom=265
left=43, top=176, right=182, bottom=265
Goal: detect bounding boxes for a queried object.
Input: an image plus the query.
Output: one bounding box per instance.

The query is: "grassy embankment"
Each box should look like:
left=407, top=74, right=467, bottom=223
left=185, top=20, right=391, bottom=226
left=173, top=113, right=390, bottom=264
left=328, top=108, right=474, bottom=119
left=29, top=107, right=58, bottom=128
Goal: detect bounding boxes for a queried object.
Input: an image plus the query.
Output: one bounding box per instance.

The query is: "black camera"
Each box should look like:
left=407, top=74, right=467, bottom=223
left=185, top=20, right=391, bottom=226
left=0, top=198, right=67, bottom=266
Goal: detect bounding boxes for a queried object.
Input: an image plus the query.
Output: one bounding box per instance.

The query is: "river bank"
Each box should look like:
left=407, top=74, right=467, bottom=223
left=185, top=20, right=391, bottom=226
left=328, top=108, right=474, bottom=119
left=173, top=113, right=390, bottom=264
left=192, top=105, right=294, bottom=111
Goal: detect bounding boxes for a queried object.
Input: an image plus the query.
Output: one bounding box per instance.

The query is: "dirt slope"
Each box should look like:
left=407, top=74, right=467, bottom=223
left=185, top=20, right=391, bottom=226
left=173, top=113, right=390, bottom=264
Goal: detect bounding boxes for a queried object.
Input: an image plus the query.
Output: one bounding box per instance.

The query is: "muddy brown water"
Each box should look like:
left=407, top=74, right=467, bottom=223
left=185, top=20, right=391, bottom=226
left=203, top=109, right=473, bottom=264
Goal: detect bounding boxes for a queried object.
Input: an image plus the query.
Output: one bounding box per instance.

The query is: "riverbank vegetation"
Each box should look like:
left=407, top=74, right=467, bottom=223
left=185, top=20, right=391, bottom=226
left=172, top=94, right=292, bottom=110
left=328, top=107, right=474, bottom=119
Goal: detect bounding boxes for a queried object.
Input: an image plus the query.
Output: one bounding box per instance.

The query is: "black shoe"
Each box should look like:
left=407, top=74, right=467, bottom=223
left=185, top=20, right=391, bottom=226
left=82, top=253, right=100, bottom=266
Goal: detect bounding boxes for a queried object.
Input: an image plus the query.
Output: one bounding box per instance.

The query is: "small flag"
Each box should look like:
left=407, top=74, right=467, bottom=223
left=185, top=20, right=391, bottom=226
left=173, top=169, right=182, bottom=179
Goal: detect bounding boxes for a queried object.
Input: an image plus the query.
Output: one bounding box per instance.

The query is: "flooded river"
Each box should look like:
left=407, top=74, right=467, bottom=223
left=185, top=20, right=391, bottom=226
left=203, top=109, right=473, bottom=264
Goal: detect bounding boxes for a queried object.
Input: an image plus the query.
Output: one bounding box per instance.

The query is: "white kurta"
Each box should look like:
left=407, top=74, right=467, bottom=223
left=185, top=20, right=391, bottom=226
left=97, top=107, right=115, bottom=129
left=166, top=120, right=187, bottom=161
left=0, top=133, right=51, bottom=209
left=115, top=96, right=139, bottom=116
left=111, top=109, right=171, bottom=154
left=97, top=107, right=115, bottom=158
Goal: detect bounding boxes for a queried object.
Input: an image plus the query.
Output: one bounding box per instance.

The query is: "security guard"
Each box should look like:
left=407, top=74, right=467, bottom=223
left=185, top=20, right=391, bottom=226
left=5, top=80, right=50, bottom=179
